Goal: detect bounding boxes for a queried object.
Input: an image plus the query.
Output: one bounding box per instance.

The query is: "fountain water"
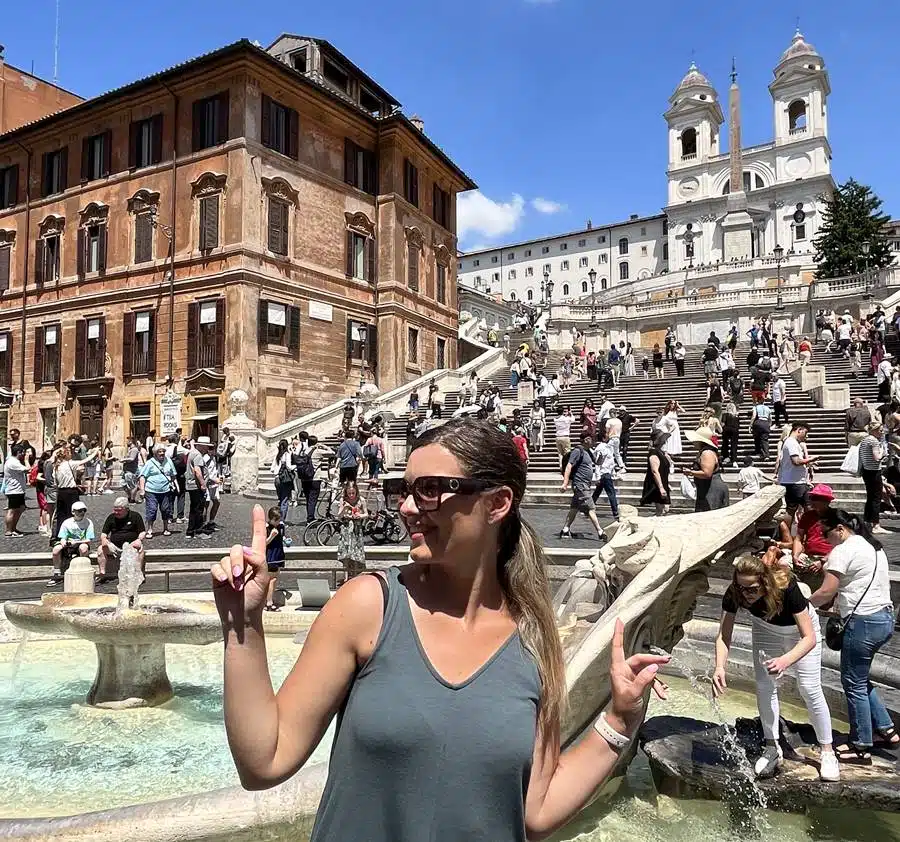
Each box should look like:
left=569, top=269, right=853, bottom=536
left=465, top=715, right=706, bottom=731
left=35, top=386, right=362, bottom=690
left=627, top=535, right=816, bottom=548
left=116, top=543, right=144, bottom=614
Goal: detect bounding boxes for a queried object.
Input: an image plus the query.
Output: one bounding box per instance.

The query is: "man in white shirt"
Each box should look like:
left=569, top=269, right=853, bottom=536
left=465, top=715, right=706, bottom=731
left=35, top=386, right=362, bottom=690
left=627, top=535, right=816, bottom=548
left=777, top=422, right=818, bottom=517
left=590, top=438, right=619, bottom=519
left=837, top=319, right=853, bottom=356
left=771, top=375, right=789, bottom=425
left=553, top=407, right=574, bottom=474
left=876, top=354, right=893, bottom=402
left=597, top=396, right=616, bottom=426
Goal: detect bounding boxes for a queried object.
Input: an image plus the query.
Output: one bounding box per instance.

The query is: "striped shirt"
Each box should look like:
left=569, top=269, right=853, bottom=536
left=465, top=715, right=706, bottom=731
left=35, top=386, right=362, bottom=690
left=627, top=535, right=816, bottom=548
left=859, top=435, right=884, bottom=471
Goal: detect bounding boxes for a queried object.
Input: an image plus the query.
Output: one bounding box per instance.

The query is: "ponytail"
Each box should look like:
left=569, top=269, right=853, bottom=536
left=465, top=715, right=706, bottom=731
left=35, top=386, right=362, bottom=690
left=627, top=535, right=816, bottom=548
left=821, top=508, right=883, bottom=552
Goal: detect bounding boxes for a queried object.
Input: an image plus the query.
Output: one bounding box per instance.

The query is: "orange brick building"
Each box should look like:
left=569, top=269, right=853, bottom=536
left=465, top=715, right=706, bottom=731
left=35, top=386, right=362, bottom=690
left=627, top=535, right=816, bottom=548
left=0, top=36, right=473, bottom=449
left=0, top=48, right=83, bottom=134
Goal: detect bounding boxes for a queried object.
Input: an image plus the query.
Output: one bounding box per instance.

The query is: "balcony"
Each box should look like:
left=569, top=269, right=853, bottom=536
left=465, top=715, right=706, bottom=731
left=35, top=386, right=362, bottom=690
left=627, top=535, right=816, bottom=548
left=789, top=126, right=807, bottom=136
left=680, top=152, right=697, bottom=161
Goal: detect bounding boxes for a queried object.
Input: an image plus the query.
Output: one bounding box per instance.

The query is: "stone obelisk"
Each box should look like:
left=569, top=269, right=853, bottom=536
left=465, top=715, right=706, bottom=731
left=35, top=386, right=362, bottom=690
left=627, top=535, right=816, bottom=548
left=721, top=60, right=754, bottom=260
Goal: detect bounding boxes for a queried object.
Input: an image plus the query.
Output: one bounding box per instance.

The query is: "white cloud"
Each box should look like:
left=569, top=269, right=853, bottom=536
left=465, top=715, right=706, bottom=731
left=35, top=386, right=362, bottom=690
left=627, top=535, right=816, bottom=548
left=457, top=191, right=526, bottom=243
left=532, top=197, right=566, bottom=214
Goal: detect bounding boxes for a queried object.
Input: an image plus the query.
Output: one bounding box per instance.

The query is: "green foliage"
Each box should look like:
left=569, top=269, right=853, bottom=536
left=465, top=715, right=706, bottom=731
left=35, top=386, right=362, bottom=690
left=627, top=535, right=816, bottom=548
left=813, top=179, right=894, bottom=279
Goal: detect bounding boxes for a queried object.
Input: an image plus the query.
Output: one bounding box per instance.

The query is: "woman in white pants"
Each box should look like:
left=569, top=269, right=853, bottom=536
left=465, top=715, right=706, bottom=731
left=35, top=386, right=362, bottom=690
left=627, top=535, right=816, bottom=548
left=713, top=556, right=839, bottom=782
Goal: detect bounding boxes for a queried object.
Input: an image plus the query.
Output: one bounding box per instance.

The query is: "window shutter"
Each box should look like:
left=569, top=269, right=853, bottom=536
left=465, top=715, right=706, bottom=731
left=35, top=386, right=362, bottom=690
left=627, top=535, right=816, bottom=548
left=33, top=326, right=44, bottom=386
left=267, top=199, right=281, bottom=254
left=122, top=311, right=134, bottom=378
left=80, top=137, right=90, bottom=182
left=151, top=114, right=164, bottom=164
left=59, top=146, right=68, bottom=191
left=216, top=92, right=230, bottom=144
left=191, top=99, right=203, bottom=152
left=433, top=183, right=439, bottom=223
left=98, top=225, right=108, bottom=273
left=214, top=298, right=226, bottom=368
left=77, top=228, right=86, bottom=277
left=54, top=327, right=61, bottom=387
left=3, top=333, right=12, bottom=387
left=187, top=302, right=199, bottom=371
left=288, top=108, right=300, bottom=159
left=200, top=196, right=219, bottom=250
left=147, top=310, right=157, bottom=378
left=128, top=122, right=138, bottom=169
left=99, top=316, right=107, bottom=354
left=0, top=247, right=9, bottom=293
left=75, top=319, right=86, bottom=379
left=135, top=212, right=152, bottom=263
left=345, top=230, right=354, bottom=277
left=364, top=149, right=378, bottom=195
left=280, top=201, right=289, bottom=255
left=408, top=246, right=419, bottom=290
left=257, top=298, right=268, bottom=347
left=102, top=130, right=112, bottom=177
left=261, top=95, right=272, bottom=148
left=35, top=239, right=45, bottom=286
left=368, top=322, right=378, bottom=372
left=288, top=306, right=300, bottom=357
left=367, top=236, right=376, bottom=283
left=345, top=319, right=354, bottom=361
left=344, top=139, right=356, bottom=187
left=8, top=165, right=18, bottom=206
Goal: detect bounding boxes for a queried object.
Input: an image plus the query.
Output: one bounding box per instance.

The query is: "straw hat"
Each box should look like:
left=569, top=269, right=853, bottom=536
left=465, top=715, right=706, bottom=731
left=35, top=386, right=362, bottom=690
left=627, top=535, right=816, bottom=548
left=685, top=427, right=719, bottom=448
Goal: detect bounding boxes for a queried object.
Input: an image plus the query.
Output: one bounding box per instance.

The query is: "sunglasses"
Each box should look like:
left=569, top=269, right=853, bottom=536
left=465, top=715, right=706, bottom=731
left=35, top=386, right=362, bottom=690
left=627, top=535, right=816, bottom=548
left=736, top=582, right=762, bottom=595
left=382, top=476, right=494, bottom=512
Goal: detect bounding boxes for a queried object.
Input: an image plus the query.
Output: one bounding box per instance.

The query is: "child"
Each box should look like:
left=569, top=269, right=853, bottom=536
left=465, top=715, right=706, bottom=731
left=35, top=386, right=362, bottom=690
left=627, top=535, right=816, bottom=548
left=849, top=341, right=862, bottom=378
left=337, top=480, right=368, bottom=578
left=264, top=506, right=285, bottom=612
left=512, top=427, right=529, bottom=465
left=641, top=356, right=650, bottom=380
left=738, top=455, right=767, bottom=497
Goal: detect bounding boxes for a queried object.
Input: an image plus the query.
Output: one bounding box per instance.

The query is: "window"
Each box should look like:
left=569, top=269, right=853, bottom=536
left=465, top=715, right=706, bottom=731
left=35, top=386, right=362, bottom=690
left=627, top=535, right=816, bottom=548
left=507, top=252, right=515, bottom=260
left=474, top=275, right=482, bottom=285
left=601, top=278, right=608, bottom=290
left=562, top=283, right=569, bottom=296
left=129, top=402, right=152, bottom=442
left=261, top=95, right=299, bottom=158
left=619, top=261, right=629, bottom=280
left=407, top=244, right=420, bottom=291
left=578, top=239, right=586, bottom=247
left=359, top=87, right=380, bottom=114
left=662, top=218, right=668, bottom=234
left=78, top=222, right=108, bottom=275
left=542, top=246, right=550, bottom=254
left=491, top=256, right=498, bottom=263
left=560, top=243, right=568, bottom=251
left=323, top=58, right=350, bottom=93
left=543, top=263, right=551, bottom=274
left=579, top=256, right=588, bottom=268
left=433, top=184, right=451, bottom=228
left=581, top=280, right=588, bottom=293
left=291, top=49, right=308, bottom=73
left=641, top=245, right=648, bottom=256
left=36, top=234, right=61, bottom=285
left=473, top=259, right=480, bottom=267
left=0, top=165, right=18, bottom=209
left=41, top=148, right=68, bottom=197
left=525, top=267, right=533, bottom=277
left=600, top=254, right=607, bottom=264
left=0, top=331, right=12, bottom=387
left=680, top=127, right=697, bottom=158
left=492, top=272, right=499, bottom=282
left=268, top=198, right=290, bottom=256
left=663, top=242, right=669, bottom=261
left=755, top=173, right=764, bottom=189
left=199, top=195, right=219, bottom=251
left=403, top=159, right=419, bottom=206
left=788, top=99, right=807, bottom=132
left=75, top=316, right=106, bottom=379
left=436, top=263, right=447, bottom=304
left=191, top=92, right=229, bottom=151
left=346, top=230, right=375, bottom=281
left=436, top=337, right=447, bottom=369
left=526, top=289, right=533, bottom=302
left=458, top=261, right=463, bottom=270
left=509, top=291, right=517, bottom=301
left=134, top=211, right=154, bottom=264
left=618, top=237, right=629, bottom=255
left=795, top=224, right=807, bottom=241
left=123, top=310, right=156, bottom=378
left=508, top=269, right=516, bottom=280
left=524, top=249, right=532, bottom=257
left=560, top=260, right=569, bottom=270
left=0, top=244, right=9, bottom=293
left=407, top=326, right=419, bottom=365
left=81, top=132, right=111, bottom=182
left=598, top=235, right=606, bottom=244
left=34, top=323, right=61, bottom=387
left=188, top=299, right=226, bottom=370
left=258, top=300, right=300, bottom=354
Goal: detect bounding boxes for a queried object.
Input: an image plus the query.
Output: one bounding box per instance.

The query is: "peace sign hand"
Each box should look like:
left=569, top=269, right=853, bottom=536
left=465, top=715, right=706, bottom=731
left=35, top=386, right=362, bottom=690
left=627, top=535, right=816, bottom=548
left=606, top=619, right=671, bottom=735
left=211, top=505, right=270, bottom=623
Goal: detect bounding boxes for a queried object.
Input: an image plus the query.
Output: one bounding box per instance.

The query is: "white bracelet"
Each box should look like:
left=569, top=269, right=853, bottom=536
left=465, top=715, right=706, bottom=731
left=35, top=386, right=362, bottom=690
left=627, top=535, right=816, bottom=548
left=593, top=711, right=632, bottom=751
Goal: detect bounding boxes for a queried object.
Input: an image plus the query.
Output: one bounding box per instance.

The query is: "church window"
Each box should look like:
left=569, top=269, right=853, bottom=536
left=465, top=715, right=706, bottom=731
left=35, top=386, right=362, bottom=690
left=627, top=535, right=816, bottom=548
left=581, top=281, right=588, bottom=293
left=680, top=128, right=697, bottom=159
left=526, top=289, right=533, bottom=302
left=788, top=100, right=807, bottom=133
left=509, top=291, right=517, bottom=301
left=755, top=174, right=764, bottom=189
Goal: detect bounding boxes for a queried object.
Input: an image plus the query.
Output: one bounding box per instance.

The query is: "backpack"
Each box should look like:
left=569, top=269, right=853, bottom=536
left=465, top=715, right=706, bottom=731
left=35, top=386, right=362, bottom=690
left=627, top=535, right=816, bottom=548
left=171, top=449, right=187, bottom=476
left=292, top=448, right=315, bottom=480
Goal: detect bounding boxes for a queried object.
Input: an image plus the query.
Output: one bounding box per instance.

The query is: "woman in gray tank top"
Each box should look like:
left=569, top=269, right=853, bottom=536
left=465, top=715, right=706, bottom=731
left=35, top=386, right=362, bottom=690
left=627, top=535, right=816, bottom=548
left=212, top=418, right=668, bottom=840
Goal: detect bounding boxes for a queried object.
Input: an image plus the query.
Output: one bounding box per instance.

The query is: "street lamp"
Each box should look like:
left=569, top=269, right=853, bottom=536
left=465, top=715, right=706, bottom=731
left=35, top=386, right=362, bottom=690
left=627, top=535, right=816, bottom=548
left=355, top=324, right=368, bottom=390
left=773, top=243, right=784, bottom=311
left=588, top=268, right=597, bottom=326
left=546, top=278, right=555, bottom=328
left=542, top=267, right=549, bottom=307
left=862, top=240, right=872, bottom=300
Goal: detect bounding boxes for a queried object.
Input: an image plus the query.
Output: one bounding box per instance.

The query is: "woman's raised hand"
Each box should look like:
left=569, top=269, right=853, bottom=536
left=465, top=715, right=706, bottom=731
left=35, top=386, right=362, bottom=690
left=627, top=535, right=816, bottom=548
left=607, top=619, right=670, bottom=734
left=211, top=505, right=270, bottom=622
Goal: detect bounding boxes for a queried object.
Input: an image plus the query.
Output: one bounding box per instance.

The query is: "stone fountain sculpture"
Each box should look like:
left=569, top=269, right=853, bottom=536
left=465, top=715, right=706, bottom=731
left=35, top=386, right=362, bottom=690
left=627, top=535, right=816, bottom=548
left=0, top=488, right=784, bottom=840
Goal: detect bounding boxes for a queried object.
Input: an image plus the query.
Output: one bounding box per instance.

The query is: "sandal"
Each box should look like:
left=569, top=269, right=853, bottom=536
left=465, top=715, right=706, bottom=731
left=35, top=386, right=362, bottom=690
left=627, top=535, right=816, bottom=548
left=264, top=604, right=280, bottom=612
left=874, top=726, right=900, bottom=749
left=834, top=743, right=873, bottom=765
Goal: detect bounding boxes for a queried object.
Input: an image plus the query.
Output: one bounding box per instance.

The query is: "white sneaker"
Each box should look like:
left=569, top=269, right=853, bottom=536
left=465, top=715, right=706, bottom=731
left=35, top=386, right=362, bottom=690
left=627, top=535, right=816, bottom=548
left=819, top=750, right=840, bottom=782
left=872, top=525, right=889, bottom=535
left=754, top=743, right=783, bottom=778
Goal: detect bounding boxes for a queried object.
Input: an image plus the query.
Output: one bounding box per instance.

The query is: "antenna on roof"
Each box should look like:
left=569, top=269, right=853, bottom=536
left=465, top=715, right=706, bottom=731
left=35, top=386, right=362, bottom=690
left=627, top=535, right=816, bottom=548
left=53, top=0, right=60, bottom=83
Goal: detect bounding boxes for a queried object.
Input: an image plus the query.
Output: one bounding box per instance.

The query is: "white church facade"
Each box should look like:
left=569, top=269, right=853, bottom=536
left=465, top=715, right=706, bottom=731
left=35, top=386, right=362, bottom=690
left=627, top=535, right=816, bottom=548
left=458, top=31, right=835, bottom=316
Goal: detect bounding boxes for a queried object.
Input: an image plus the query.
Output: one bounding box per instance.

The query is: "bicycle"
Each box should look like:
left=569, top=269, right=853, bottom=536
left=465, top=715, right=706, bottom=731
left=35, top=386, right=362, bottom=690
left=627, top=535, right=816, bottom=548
left=363, top=509, right=407, bottom=544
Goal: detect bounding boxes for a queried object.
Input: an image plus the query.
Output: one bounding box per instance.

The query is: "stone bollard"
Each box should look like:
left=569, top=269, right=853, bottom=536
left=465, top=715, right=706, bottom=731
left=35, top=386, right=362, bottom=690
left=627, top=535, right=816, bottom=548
left=64, top=556, right=95, bottom=594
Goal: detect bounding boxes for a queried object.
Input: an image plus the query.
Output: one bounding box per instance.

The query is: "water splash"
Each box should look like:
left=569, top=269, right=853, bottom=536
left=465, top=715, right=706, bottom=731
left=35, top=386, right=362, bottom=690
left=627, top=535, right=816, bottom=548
left=5, top=631, right=29, bottom=691
left=116, top=544, right=144, bottom=615
left=650, top=645, right=769, bottom=835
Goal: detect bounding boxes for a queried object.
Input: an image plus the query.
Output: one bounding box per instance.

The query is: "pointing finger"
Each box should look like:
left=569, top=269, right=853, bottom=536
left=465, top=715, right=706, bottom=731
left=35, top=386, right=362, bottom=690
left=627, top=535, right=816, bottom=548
left=611, top=618, right=626, bottom=668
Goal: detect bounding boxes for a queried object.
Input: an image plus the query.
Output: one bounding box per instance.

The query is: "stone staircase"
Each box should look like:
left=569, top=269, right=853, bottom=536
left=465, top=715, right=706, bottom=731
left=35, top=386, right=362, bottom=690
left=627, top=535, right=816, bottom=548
left=808, top=326, right=900, bottom=405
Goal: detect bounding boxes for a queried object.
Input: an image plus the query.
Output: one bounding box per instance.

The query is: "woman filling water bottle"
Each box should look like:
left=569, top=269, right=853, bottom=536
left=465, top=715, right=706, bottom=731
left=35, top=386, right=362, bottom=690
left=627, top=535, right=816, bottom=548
left=712, top=556, right=840, bottom=782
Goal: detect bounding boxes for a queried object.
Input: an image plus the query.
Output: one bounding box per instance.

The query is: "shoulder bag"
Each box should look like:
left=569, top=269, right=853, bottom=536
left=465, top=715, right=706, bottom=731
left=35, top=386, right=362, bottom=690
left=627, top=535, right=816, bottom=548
left=824, top=554, right=880, bottom=651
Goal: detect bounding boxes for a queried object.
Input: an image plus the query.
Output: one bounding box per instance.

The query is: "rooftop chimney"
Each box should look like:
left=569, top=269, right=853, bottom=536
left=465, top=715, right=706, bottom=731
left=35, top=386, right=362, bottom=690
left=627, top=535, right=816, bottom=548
left=586, top=219, right=592, bottom=230
left=410, top=114, right=425, bottom=133
left=629, top=214, right=638, bottom=220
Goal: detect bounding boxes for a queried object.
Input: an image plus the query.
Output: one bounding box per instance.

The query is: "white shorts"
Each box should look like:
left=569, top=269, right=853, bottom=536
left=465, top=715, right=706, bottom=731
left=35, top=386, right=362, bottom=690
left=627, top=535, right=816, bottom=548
left=206, top=483, right=221, bottom=503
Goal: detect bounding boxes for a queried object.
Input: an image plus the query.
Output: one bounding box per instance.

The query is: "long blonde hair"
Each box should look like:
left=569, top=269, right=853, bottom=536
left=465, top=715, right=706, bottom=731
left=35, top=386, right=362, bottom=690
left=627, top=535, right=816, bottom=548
left=732, top=555, right=792, bottom=621
left=414, top=419, right=565, bottom=757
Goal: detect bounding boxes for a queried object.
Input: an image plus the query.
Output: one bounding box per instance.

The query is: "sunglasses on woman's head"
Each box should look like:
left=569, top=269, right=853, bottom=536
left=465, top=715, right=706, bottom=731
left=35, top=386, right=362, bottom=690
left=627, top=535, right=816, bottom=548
left=383, top=476, right=494, bottom=512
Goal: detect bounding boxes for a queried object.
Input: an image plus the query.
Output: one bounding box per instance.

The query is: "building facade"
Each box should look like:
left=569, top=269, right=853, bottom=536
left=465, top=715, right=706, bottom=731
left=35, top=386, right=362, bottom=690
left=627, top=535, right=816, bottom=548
left=0, top=48, right=83, bottom=134
left=458, top=31, right=835, bottom=308
left=0, top=36, right=474, bottom=449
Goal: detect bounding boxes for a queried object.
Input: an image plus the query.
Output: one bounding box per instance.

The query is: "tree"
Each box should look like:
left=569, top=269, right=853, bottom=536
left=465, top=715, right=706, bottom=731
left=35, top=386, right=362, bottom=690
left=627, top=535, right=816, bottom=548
left=813, top=178, right=893, bottom=279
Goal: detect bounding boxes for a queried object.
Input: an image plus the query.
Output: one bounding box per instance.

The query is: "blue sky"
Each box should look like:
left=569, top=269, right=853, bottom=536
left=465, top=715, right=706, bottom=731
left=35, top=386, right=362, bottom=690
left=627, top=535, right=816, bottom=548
left=4, top=0, right=897, bottom=250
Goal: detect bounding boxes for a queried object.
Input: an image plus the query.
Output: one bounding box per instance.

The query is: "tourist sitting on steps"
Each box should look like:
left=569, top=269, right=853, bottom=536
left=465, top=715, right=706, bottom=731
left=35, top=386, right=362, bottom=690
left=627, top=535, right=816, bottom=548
left=212, top=418, right=669, bottom=840
left=98, top=497, right=146, bottom=584
left=713, top=556, right=839, bottom=782
left=48, top=501, right=94, bottom=586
